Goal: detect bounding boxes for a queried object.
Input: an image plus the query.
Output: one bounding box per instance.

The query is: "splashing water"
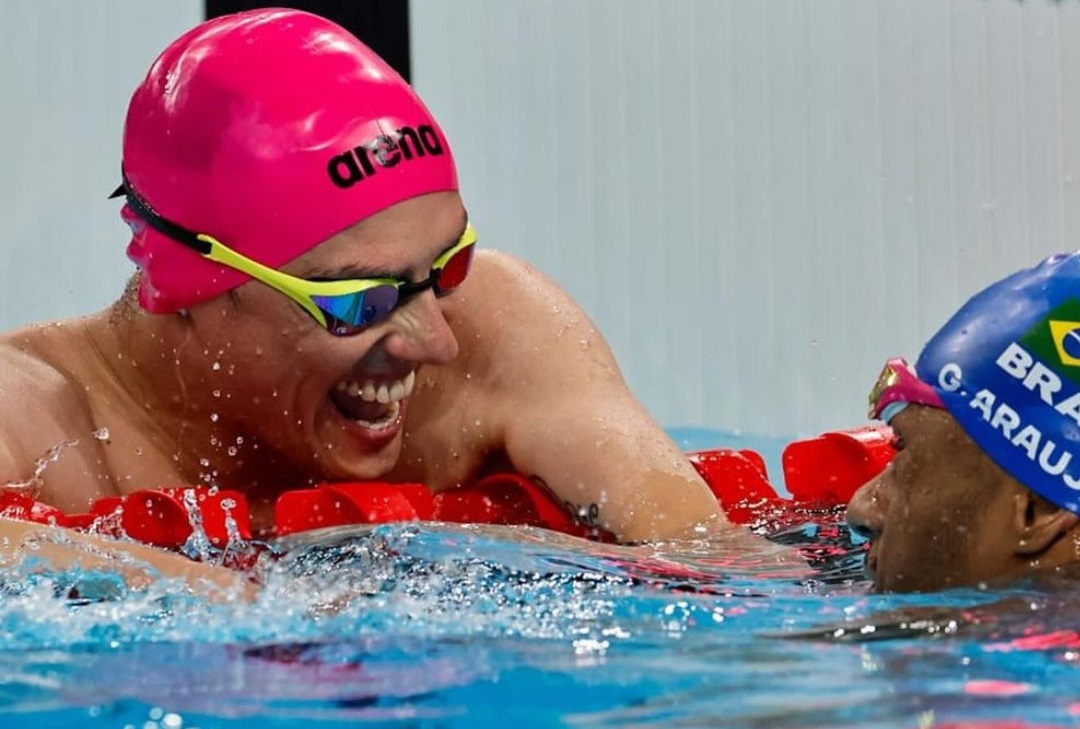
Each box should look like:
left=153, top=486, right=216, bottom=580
left=1, top=513, right=1079, bottom=728
left=4, top=439, right=79, bottom=494
left=0, top=424, right=1075, bottom=727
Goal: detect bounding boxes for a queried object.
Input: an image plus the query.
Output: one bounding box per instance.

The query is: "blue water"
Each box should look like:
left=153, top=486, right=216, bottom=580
left=2, top=430, right=1079, bottom=728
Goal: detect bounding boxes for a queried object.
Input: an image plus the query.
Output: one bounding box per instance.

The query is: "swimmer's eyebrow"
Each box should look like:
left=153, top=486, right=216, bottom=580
left=303, top=263, right=402, bottom=282
left=301, top=222, right=470, bottom=282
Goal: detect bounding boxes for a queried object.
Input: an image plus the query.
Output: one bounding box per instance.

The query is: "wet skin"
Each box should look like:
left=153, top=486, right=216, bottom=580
left=0, top=192, right=723, bottom=543
left=846, top=406, right=1080, bottom=592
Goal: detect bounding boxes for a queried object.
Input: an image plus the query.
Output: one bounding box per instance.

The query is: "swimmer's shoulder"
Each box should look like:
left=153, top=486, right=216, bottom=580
left=0, top=323, right=97, bottom=447
left=450, top=249, right=616, bottom=370
left=449, top=249, right=582, bottom=335
left=0, top=323, right=89, bottom=399
left=466, top=249, right=555, bottom=296
left=440, top=250, right=557, bottom=380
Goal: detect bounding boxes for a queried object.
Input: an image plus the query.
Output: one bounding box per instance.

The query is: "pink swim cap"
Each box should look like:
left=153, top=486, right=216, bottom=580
left=120, top=8, right=459, bottom=313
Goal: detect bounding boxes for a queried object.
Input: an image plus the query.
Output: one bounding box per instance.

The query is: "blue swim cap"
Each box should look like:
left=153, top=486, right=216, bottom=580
left=915, top=252, right=1080, bottom=513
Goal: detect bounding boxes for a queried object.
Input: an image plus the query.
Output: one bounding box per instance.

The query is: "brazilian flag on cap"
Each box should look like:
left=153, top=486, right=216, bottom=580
left=1019, top=298, right=1080, bottom=385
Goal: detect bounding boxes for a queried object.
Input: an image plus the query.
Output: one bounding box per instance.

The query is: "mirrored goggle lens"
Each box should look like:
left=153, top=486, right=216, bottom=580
left=867, top=359, right=944, bottom=420
left=867, top=365, right=901, bottom=414
left=311, top=285, right=400, bottom=336
left=434, top=242, right=475, bottom=294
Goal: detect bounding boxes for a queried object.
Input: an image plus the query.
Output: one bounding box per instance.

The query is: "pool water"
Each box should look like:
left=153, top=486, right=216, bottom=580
left=1, top=431, right=1079, bottom=728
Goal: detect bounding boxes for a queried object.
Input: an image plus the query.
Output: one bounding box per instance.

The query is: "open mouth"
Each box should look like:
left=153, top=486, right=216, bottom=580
left=330, top=370, right=416, bottom=430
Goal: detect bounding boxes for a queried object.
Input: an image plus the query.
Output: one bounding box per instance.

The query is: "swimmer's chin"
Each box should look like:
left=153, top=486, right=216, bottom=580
left=310, top=395, right=410, bottom=474
left=313, top=440, right=404, bottom=483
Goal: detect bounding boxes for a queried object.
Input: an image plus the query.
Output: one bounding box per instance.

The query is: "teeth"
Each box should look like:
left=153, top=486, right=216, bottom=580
left=353, top=399, right=401, bottom=430
left=337, top=371, right=417, bottom=404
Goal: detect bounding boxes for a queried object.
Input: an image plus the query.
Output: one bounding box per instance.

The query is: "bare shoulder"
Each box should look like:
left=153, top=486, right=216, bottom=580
left=446, top=250, right=623, bottom=387
left=398, top=250, right=627, bottom=485
left=0, top=336, right=87, bottom=407
left=462, top=250, right=596, bottom=323
left=0, top=335, right=95, bottom=479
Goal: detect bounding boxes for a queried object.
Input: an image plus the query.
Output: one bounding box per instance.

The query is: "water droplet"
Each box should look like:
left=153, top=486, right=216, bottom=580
left=227, top=446, right=238, bottom=457
left=6, top=439, right=79, bottom=490
left=210, top=413, right=219, bottom=422
left=212, top=361, right=221, bottom=371
left=199, top=458, right=210, bottom=468
left=212, top=389, right=221, bottom=398
left=92, top=427, right=110, bottom=441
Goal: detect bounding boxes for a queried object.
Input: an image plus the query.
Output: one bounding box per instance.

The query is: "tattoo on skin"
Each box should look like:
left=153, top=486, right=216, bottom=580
left=571, top=502, right=601, bottom=526
left=530, top=474, right=601, bottom=525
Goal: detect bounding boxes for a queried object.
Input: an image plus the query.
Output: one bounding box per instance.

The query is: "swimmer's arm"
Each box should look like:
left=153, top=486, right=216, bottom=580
left=472, top=253, right=726, bottom=542
left=506, top=391, right=727, bottom=542
left=0, top=517, right=256, bottom=602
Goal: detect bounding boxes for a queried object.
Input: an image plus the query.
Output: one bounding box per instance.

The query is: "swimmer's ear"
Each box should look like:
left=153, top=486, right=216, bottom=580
left=1013, top=488, right=1079, bottom=557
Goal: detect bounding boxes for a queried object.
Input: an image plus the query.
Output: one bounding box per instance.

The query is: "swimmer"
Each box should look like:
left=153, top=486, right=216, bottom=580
left=848, top=251, right=1080, bottom=592
left=0, top=8, right=728, bottom=574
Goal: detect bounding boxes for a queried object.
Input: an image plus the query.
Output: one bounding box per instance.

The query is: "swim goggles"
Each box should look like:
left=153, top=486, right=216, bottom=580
left=114, top=179, right=477, bottom=336
left=868, top=357, right=944, bottom=423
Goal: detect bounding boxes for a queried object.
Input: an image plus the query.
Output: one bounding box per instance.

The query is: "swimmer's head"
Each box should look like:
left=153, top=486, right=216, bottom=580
left=902, top=252, right=1080, bottom=513
left=852, top=253, right=1080, bottom=591
left=116, top=8, right=459, bottom=313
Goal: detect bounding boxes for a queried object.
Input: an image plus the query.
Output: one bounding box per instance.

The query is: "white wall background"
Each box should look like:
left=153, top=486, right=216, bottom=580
left=412, top=0, right=1080, bottom=438
left=0, top=0, right=202, bottom=325
left=2, top=1, right=1078, bottom=440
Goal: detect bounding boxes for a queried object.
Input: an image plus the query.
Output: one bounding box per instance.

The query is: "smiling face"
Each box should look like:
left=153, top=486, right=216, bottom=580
left=179, top=191, right=468, bottom=482
left=845, top=406, right=1027, bottom=592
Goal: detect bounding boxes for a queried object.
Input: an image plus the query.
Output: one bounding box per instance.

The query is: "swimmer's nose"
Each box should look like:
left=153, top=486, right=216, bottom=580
left=382, top=291, right=459, bottom=364
left=845, top=476, right=886, bottom=542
